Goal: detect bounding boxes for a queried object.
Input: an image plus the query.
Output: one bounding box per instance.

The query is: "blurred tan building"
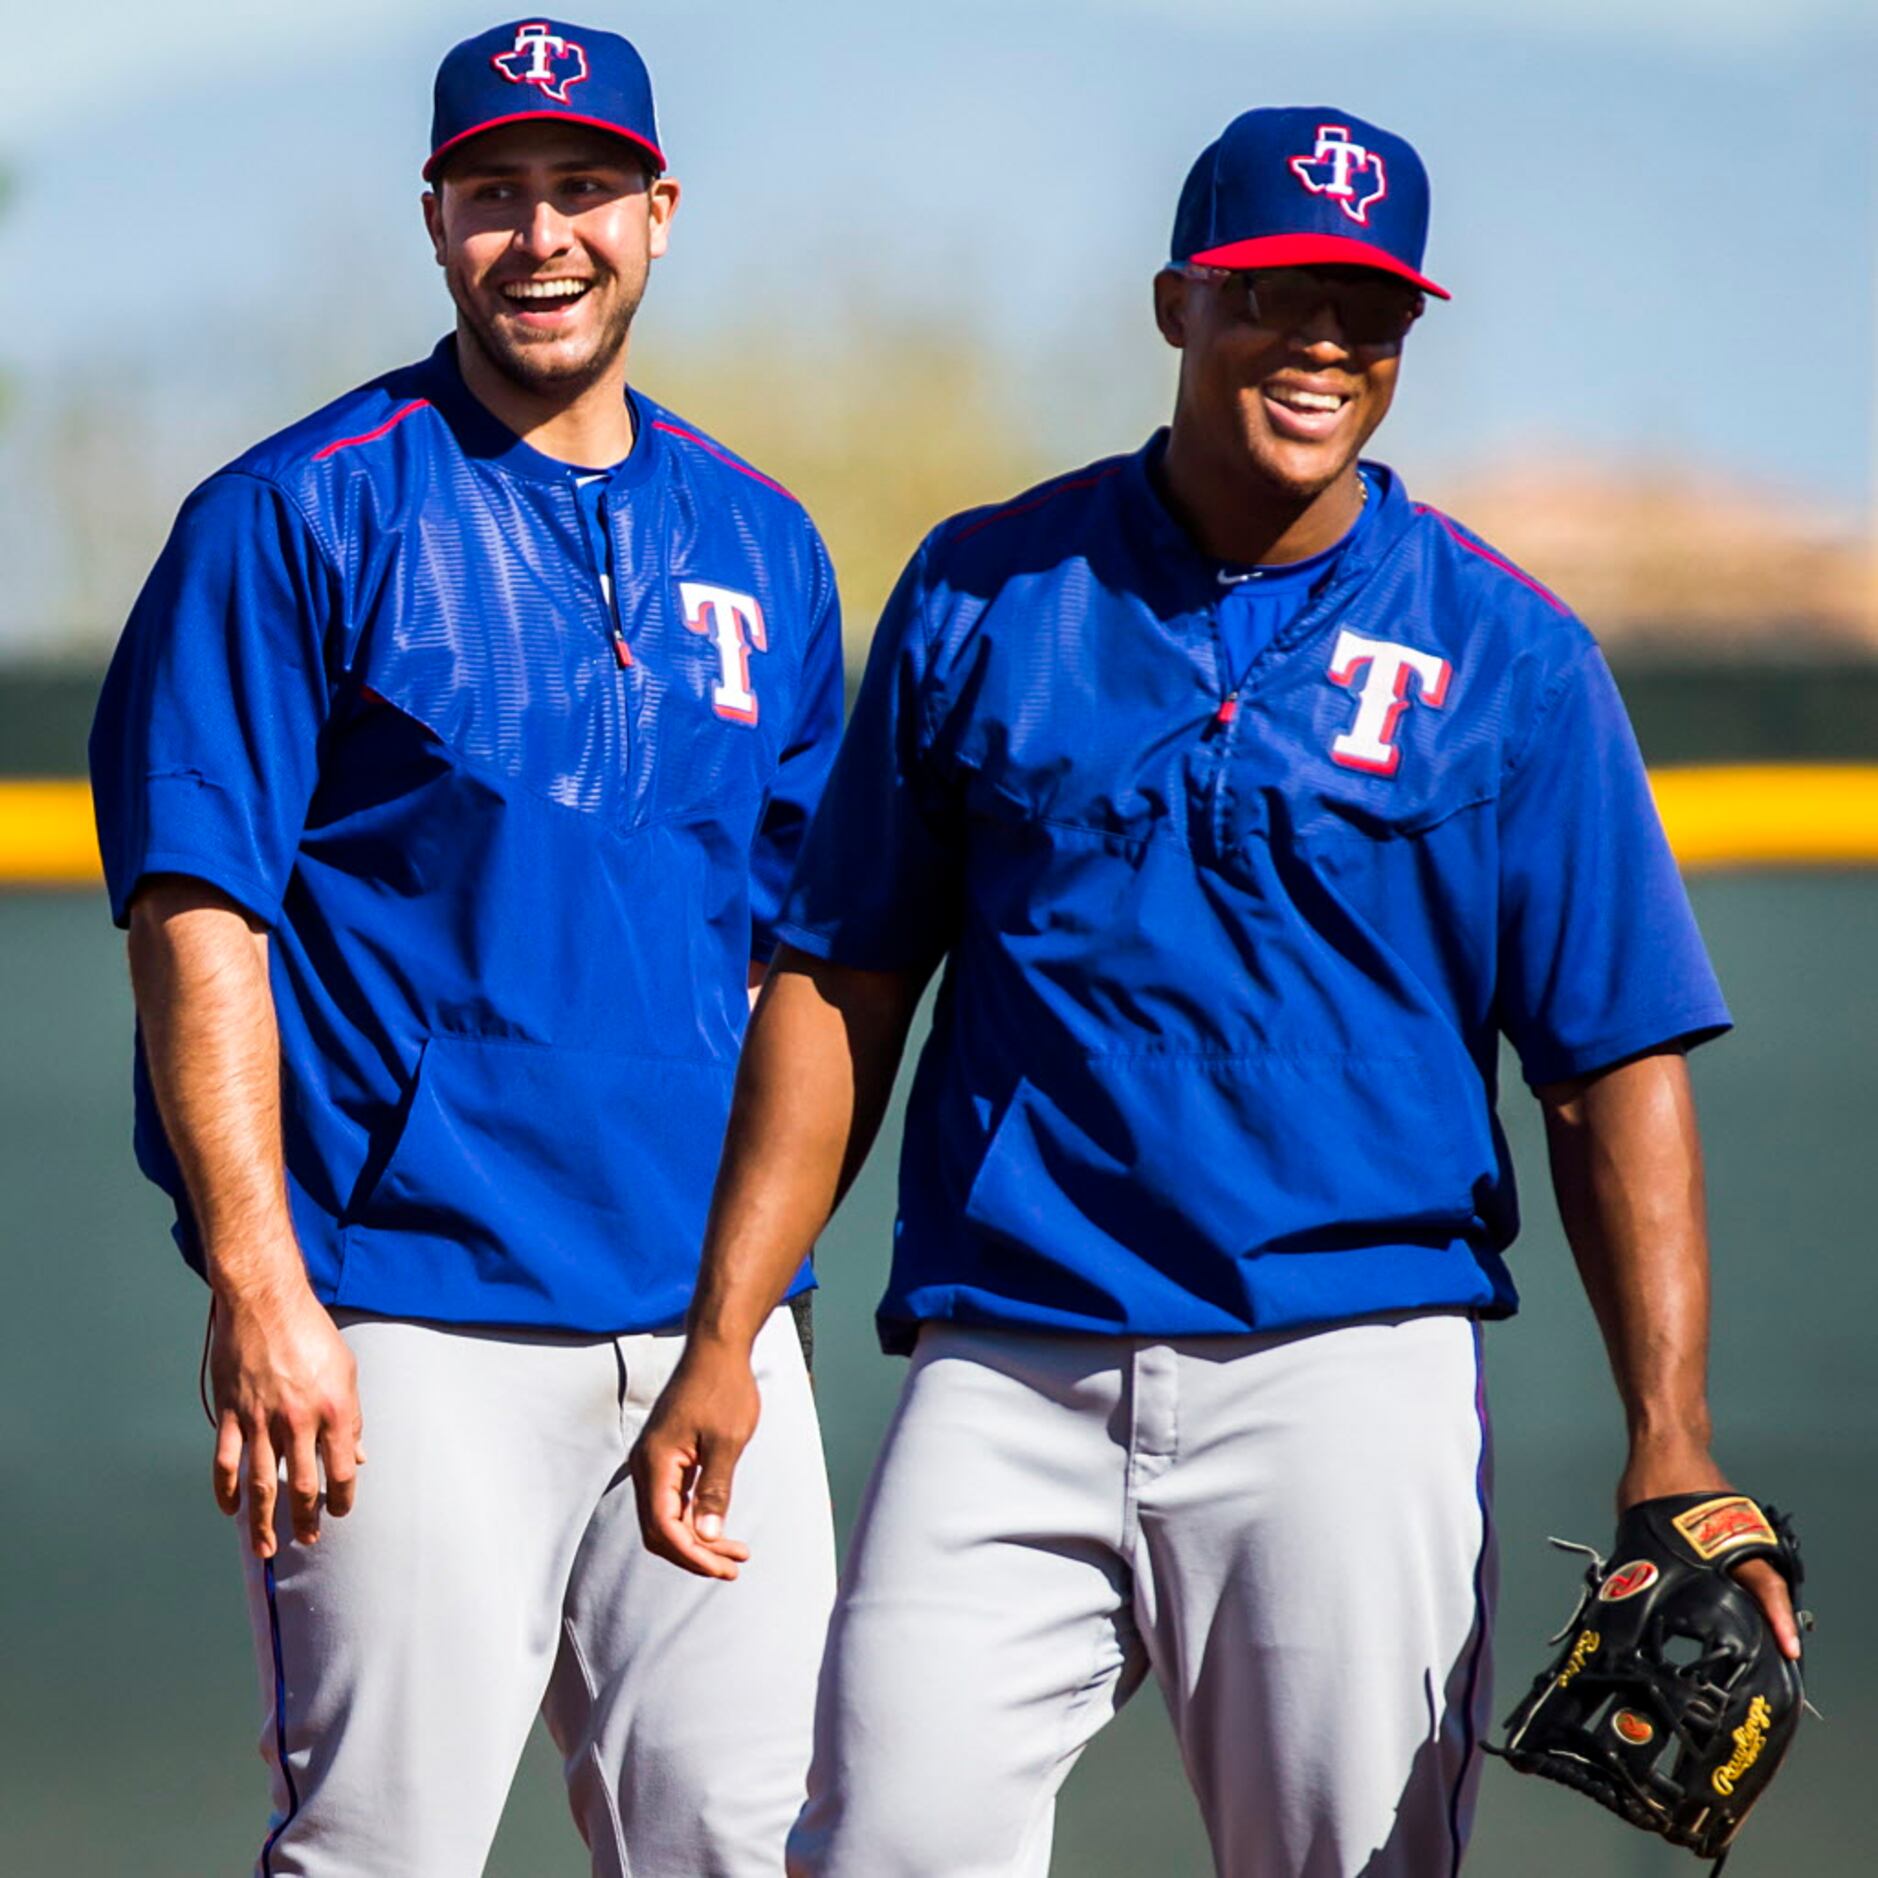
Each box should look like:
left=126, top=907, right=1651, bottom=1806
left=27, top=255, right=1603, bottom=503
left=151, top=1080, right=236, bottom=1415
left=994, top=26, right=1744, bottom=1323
left=1424, top=455, right=1878, bottom=658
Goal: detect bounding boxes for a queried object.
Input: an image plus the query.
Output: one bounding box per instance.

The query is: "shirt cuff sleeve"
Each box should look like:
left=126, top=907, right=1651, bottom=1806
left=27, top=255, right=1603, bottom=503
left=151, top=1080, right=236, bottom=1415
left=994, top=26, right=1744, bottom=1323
left=1515, top=1007, right=1733, bottom=1088
left=769, top=917, right=940, bottom=974
left=104, top=771, right=290, bottom=929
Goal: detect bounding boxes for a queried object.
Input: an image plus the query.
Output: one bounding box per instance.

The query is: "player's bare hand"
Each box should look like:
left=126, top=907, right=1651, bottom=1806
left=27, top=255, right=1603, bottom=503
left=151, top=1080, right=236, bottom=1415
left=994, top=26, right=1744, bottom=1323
left=209, top=1276, right=365, bottom=1558
left=1617, top=1445, right=1802, bottom=1662
left=630, top=1338, right=760, bottom=1580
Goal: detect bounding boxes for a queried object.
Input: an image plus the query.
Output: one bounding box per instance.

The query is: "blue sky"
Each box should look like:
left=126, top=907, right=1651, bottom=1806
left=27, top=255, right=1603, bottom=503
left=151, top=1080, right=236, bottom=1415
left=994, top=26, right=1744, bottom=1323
left=0, top=0, right=1867, bottom=135
left=0, top=1, right=1872, bottom=649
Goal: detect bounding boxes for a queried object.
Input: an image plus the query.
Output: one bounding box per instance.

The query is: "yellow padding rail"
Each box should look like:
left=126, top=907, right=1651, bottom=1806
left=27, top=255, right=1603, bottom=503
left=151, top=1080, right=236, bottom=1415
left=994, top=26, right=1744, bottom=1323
left=1, top=768, right=1876, bottom=888
left=1647, top=765, right=1878, bottom=870
left=0, top=781, right=107, bottom=887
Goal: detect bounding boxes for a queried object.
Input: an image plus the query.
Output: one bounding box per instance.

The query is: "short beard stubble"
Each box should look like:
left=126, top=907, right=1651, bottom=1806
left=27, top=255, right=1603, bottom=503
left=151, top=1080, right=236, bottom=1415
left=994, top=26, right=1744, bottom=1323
left=452, top=266, right=646, bottom=401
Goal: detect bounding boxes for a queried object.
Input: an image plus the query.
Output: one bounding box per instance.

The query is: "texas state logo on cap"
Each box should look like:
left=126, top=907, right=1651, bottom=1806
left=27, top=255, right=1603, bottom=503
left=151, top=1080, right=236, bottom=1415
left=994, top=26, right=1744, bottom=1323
left=425, top=18, right=664, bottom=181
left=1171, top=107, right=1448, bottom=298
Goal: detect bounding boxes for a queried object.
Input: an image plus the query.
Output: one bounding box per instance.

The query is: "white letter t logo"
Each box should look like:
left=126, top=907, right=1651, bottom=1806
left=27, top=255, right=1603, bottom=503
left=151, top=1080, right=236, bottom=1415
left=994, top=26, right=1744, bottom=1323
left=680, top=581, right=768, bottom=725
left=1326, top=628, right=1451, bottom=775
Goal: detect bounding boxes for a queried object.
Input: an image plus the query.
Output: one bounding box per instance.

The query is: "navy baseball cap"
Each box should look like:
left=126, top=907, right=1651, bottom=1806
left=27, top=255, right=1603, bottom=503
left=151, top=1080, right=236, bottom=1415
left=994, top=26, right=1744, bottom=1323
left=1171, top=107, right=1448, bottom=299
left=425, top=19, right=664, bottom=183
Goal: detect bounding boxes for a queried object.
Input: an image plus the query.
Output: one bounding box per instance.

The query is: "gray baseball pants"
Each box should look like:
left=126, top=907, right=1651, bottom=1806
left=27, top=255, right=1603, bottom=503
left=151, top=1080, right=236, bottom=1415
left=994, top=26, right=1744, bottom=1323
left=787, top=1312, right=1493, bottom=1878
left=240, top=1304, right=834, bottom=1877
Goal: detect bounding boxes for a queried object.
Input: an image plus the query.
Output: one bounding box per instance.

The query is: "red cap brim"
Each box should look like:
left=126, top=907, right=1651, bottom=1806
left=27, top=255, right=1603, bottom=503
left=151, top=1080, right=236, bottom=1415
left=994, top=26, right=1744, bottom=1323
left=424, top=113, right=666, bottom=182
left=1187, top=232, right=1449, bottom=299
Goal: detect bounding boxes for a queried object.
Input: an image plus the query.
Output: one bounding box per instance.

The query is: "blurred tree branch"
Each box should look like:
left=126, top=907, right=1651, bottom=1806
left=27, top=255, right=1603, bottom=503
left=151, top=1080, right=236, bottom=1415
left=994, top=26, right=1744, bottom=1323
left=643, top=314, right=1050, bottom=650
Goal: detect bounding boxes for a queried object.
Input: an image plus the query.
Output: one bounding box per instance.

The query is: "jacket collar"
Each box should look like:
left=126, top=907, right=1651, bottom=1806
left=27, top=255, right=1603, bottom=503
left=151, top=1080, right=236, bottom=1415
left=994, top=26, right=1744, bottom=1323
left=1119, top=428, right=1416, bottom=625
left=415, top=336, right=662, bottom=493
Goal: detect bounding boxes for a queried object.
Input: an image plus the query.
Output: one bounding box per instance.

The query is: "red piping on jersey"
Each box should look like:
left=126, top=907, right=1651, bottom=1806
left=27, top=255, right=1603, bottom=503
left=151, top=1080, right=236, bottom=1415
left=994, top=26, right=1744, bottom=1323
left=955, top=466, right=1125, bottom=541
left=312, top=399, right=432, bottom=462
left=650, top=422, right=797, bottom=501
left=1414, top=503, right=1567, bottom=614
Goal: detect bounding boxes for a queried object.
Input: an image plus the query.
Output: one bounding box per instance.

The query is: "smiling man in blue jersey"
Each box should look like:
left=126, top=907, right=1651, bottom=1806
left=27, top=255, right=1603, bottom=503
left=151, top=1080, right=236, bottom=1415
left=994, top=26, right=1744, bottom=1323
left=90, top=20, right=841, bottom=1876
left=632, top=109, right=1800, bottom=1876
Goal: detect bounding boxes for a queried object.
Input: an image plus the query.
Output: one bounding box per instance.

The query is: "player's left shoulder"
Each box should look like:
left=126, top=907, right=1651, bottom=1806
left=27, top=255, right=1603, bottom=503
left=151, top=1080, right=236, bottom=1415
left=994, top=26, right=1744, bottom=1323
left=1391, top=479, right=1595, bottom=672
left=634, top=397, right=838, bottom=701
left=1316, top=470, right=1607, bottom=795
left=637, top=394, right=826, bottom=562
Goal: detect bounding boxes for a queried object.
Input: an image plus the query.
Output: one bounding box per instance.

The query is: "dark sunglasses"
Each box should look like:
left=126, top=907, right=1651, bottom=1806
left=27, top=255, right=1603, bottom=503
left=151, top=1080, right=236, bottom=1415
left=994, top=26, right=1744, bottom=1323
left=1181, top=265, right=1426, bottom=348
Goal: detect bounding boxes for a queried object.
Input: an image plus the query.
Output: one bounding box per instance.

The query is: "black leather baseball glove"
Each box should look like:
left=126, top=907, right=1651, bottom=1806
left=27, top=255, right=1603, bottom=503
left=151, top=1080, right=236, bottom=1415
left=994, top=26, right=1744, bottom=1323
left=1489, top=1492, right=1807, bottom=1867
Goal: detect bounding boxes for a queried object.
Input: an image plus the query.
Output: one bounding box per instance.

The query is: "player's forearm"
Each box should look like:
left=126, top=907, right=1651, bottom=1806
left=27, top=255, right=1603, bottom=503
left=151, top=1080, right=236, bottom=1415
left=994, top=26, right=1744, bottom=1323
left=687, top=946, right=923, bottom=1351
left=1537, top=1049, right=1715, bottom=1454
left=127, top=877, right=309, bottom=1306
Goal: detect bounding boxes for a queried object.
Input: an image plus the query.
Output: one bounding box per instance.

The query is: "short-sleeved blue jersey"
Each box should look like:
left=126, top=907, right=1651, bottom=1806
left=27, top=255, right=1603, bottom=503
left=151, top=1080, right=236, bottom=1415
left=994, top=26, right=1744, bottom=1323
left=92, top=339, right=844, bottom=1333
left=777, top=437, right=1728, bottom=1353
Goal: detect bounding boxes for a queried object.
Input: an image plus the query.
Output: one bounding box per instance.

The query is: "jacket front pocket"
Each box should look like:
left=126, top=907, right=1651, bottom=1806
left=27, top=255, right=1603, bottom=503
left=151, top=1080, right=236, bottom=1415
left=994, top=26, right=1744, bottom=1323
left=961, top=1049, right=1493, bottom=1309
left=346, top=1033, right=736, bottom=1297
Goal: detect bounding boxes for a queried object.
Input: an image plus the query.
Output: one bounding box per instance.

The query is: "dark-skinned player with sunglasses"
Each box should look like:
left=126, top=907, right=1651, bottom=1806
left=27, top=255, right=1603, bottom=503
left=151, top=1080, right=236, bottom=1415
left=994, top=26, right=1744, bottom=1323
left=632, top=107, right=1798, bottom=1877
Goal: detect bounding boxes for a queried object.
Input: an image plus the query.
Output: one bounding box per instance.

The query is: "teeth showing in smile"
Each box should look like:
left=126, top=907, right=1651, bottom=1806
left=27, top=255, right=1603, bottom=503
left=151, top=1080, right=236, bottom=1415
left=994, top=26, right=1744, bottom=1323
left=1268, top=387, right=1346, bottom=413
left=503, top=279, right=592, bottom=303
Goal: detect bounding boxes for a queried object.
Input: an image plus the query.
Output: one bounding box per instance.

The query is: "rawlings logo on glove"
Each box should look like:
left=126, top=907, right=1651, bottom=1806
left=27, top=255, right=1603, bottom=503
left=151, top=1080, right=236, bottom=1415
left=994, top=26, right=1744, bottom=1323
left=1487, top=1492, right=1808, bottom=1867
left=1713, top=1697, right=1773, bottom=1797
